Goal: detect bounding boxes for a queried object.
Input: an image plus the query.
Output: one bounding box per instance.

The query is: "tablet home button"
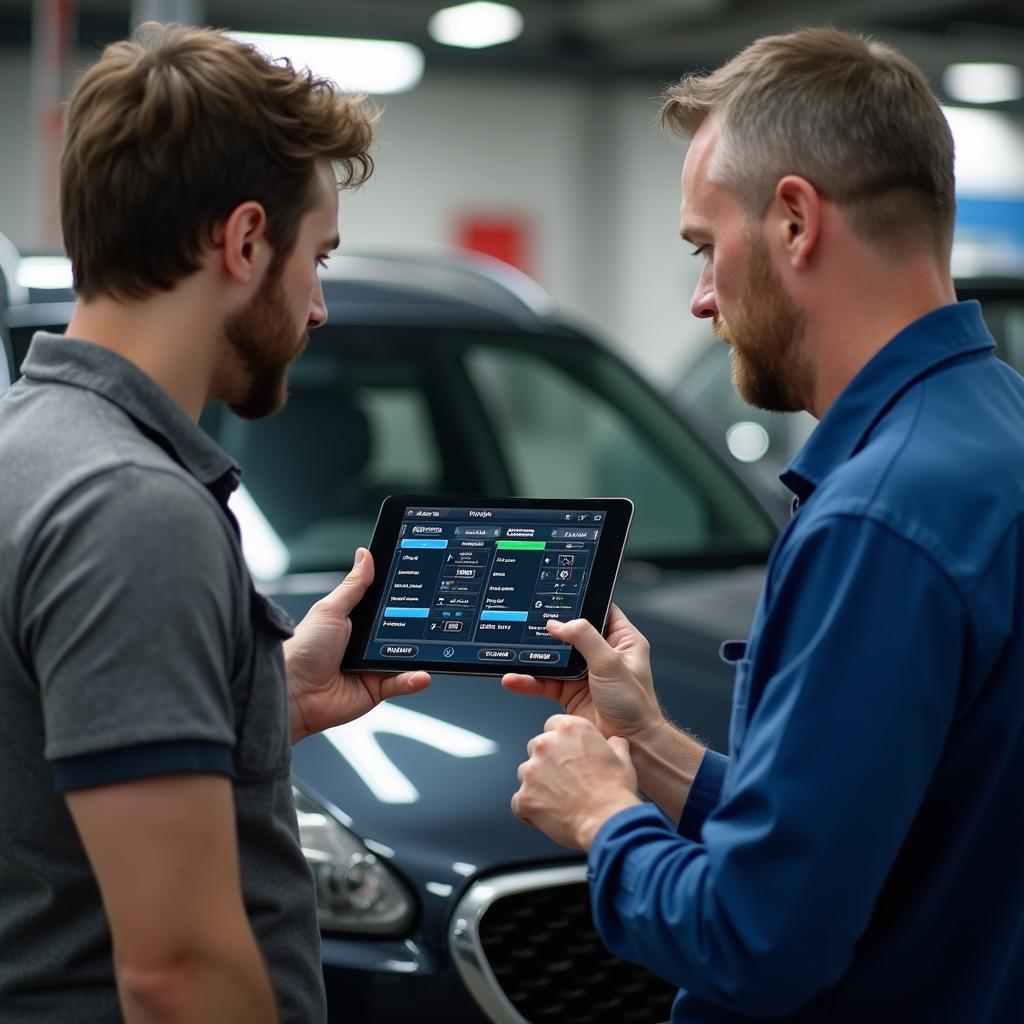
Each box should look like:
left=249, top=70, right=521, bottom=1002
left=381, top=644, right=419, bottom=658
left=477, top=648, right=516, bottom=662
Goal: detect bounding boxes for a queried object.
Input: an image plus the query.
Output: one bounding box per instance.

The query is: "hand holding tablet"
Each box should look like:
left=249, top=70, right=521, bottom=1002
left=341, top=495, right=634, bottom=678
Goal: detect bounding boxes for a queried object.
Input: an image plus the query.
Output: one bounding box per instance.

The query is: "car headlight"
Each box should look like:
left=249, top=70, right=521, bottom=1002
left=293, top=786, right=415, bottom=936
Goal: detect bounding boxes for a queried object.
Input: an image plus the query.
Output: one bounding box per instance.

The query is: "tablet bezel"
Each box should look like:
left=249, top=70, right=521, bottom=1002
left=342, top=494, right=634, bottom=678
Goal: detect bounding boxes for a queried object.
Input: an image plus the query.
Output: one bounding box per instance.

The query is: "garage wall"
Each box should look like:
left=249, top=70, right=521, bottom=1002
left=3, top=49, right=1024, bottom=386
left=0, top=50, right=705, bottom=381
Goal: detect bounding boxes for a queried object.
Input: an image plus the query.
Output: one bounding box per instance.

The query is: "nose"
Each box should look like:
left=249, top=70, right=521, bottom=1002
left=308, top=278, right=328, bottom=330
left=690, top=264, right=717, bottom=320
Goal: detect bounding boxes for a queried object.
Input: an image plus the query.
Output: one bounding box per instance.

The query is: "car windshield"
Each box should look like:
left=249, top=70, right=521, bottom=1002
left=199, top=326, right=776, bottom=577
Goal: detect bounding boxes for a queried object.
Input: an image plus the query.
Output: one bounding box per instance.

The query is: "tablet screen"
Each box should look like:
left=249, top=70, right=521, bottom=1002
left=360, top=500, right=623, bottom=672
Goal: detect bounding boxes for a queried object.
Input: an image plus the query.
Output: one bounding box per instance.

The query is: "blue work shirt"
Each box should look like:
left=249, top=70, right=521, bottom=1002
left=588, top=301, right=1024, bottom=1021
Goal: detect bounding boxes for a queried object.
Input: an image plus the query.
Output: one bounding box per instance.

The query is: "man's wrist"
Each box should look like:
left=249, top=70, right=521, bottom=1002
left=576, top=792, right=643, bottom=852
left=623, top=718, right=706, bottom=824
left=287, top=685, right=311, bottom=745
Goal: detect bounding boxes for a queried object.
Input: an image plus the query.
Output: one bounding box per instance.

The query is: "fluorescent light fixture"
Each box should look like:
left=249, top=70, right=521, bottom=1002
left=428, top=2, right=523, bottom=50
left=17, top=256, right=73, bottom=291
left=231, top=32, right=424, bottom=95
left=943, top=63, right=1023, bottom=105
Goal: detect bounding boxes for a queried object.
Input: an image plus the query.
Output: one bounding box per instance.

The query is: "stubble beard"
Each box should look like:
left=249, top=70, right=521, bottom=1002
left=712, top=237, right=810, bottom=413
left=222, top=265, right=309, bottom=420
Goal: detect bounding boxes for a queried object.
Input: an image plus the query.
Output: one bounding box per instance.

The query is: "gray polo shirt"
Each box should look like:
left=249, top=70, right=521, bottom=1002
left=0, top=334, right=325, bottom=1022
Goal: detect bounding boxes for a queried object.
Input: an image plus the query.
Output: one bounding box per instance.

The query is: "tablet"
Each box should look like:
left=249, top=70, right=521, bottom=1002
left=342, top=495, right=634, bottom=678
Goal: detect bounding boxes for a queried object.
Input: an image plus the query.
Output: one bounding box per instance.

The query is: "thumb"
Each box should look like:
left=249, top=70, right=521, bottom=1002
left=608, top=735, right=631, bottom=768
left=319, top=547, right=374, bottom=618
left=547, top=617, right=619, bottom=676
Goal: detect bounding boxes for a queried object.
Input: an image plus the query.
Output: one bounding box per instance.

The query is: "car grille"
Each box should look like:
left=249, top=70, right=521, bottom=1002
left=450, top=864, right=675, bottom=1024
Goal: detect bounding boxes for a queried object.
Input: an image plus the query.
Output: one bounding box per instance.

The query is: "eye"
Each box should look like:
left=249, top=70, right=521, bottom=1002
left=690, top=244, right=708, bottom=258
left=316, top=255, right=329, bottom=270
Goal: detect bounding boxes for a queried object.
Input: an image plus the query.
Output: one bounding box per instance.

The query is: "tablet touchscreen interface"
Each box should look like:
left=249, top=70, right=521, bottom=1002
left=347, top=496, right=632, bottom=676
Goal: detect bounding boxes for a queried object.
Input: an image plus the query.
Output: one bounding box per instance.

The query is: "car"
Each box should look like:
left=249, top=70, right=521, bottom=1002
left=672, top=276, right=1024, bottom=499
left=2, top=243, right=782, bottom=1023
left=0, top=233, right=18, bottom=391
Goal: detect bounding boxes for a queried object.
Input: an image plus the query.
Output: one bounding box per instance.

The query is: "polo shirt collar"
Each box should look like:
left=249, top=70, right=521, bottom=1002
left=20, top=333, right=240, bottom=495
left=780, top=301, right=994, bottom=503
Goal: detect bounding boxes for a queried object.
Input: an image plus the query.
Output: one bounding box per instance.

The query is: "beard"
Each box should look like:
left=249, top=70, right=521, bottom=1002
left=712, top=237, right=810, bottom=413
left=222, top=266, right=309, bottom=420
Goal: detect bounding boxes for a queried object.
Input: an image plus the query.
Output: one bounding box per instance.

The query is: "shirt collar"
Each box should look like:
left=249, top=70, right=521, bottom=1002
left=20, top=333, right=240, bottom=497
left=780, top=301, right=994, bottom=503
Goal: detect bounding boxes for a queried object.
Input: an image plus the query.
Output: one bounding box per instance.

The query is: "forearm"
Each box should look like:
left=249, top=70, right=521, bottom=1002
left=117, top=932, right=278, bottom=1024
left=628, top=718, right=708, bottom=824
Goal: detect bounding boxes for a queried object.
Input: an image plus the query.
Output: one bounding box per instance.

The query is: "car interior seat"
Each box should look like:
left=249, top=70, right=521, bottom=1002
left=228, top=386, right=376, bottom=538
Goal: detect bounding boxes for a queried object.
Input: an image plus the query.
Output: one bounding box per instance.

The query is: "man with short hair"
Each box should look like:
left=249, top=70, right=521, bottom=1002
left=0, top=23, right=429, bottom=1023
left=508, top=27, right=1024, bottom=1022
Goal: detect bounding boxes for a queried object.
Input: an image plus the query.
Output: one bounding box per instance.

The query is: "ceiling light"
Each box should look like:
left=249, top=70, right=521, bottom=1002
left=943, top=63, right=1023, bottom=105
left=231, top=32, right=424, bottom=95
left=428, top=2, right=523, bottom=50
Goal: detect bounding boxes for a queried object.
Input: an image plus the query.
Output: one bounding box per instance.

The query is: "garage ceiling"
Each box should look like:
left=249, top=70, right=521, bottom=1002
left=1, top=0, right=1022, bottom=107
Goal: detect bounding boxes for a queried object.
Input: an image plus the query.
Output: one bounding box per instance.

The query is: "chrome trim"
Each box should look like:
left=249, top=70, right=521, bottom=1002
left=448, top=864, right=587, bottom=1024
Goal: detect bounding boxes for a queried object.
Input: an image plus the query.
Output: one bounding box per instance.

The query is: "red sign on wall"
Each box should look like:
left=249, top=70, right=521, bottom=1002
left=456, top=215, right=531, bottom=275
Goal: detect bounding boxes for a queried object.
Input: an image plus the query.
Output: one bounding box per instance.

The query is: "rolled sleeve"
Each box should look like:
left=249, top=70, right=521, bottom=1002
left=677, top=749, right=728, bottom=841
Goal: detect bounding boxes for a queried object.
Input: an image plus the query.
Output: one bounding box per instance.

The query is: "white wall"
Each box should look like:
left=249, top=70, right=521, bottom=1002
left=327, top=69, right=705, bottom=381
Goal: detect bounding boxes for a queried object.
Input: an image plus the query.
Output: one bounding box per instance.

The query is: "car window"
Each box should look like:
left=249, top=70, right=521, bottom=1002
left=675, top=341, right=816, bottom=473
left=983, top=299, right=1024, bottom=372
left=9, top=324, right=42, bottom=372
left=202, top=327, right=774, bottom=576
left=1005, top=306, right=1024, bottom=370
left=201, top=336, right=483, bottom=575
left=464, top=339, right=776, bottom=562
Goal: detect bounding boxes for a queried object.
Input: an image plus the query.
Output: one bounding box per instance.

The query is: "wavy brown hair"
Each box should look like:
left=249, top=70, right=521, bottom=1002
left=61, top=22, right=376, bottom=299
left=662, top=27, right=955, bottom=259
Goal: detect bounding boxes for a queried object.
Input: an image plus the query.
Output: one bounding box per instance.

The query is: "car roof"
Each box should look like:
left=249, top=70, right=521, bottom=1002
left=320, top=251, right=560, bottom=332
left=3, top=249, right=566, bottom=335
left=953, top=276, right=1024, bottom=301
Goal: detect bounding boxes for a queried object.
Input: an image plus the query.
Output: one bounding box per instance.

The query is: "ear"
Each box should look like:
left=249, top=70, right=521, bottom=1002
left=216, top=201, right=271, bottom=285
left=772, top=175, right=820, bottom=272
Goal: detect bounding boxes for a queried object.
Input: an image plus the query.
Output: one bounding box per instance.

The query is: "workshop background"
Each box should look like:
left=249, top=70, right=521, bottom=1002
left=1, top=0, right=1023, bottom=384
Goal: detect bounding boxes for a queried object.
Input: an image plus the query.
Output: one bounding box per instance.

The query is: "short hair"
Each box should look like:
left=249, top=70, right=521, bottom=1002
left=661, top=27, right=956, bottom=258
left=61, top=22, right=376, bottom=300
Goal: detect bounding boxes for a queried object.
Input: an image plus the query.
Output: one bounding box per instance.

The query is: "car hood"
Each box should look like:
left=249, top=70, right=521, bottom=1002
left=284, top=564, right=765, bottom=889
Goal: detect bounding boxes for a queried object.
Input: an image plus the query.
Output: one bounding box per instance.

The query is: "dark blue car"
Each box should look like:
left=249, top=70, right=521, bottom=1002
left=3, top=247, right=779, bottom=1023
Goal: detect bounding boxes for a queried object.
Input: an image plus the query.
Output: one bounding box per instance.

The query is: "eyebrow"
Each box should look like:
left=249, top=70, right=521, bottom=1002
left=322, top=234, right=340, bottom=253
